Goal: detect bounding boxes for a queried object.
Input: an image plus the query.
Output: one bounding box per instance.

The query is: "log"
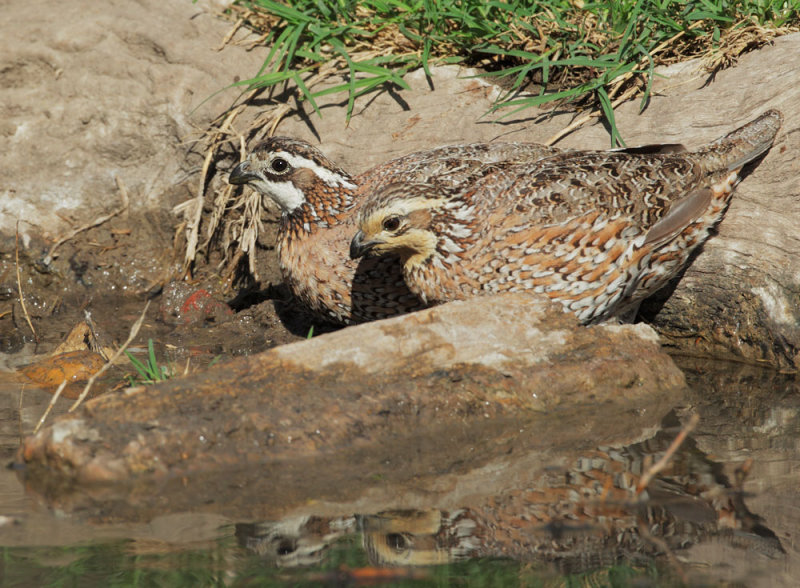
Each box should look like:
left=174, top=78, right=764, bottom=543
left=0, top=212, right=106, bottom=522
left=19, top=294, right=684, bottom=520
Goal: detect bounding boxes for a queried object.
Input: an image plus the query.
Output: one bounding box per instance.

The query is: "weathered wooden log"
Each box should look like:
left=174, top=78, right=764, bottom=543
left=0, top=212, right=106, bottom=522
left=618, top=38, right=800, bottom=370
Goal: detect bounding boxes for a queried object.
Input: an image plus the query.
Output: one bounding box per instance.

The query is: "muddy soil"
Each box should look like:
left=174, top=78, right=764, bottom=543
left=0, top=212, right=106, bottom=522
left=0, top=204, right=320, bottom=374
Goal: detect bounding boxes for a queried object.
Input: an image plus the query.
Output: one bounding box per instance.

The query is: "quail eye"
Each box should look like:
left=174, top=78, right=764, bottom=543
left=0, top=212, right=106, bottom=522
left=386, top=533, right=407, bottom=551
left=382, top=216, right=401, bottom=232
left=270, top=157, right=289, bottom=173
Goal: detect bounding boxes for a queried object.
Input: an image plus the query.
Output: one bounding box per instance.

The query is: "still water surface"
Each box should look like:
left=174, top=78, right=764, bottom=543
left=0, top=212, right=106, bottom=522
left=0, top=354, right=798, bottom=586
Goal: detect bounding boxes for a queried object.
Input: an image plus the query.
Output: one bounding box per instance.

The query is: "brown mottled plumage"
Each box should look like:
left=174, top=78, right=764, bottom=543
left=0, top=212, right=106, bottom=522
left=351, top=111, right=782, bottom=324
left=228, top=139, right=562, bottom=324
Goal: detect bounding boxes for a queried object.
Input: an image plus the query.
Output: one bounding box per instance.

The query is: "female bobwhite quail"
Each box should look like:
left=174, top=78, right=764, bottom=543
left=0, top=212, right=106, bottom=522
left=228, top=139, right=562, bottom=324
left=350, top=110, right=782, bottom=324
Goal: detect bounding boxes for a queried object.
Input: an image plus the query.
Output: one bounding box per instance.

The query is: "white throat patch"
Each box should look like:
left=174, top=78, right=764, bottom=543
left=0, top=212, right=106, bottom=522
left=252, top=177, right=306, bottom=213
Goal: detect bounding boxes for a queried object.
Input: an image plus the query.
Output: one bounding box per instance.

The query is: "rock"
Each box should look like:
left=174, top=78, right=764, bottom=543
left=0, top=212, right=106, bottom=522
left=0, top=0, right=267, bottom=289
left=158, top=281, right=233, bottom=326
left=0, top=0, right=264, bottom=236
left=19, top=294, right=685, bottom=516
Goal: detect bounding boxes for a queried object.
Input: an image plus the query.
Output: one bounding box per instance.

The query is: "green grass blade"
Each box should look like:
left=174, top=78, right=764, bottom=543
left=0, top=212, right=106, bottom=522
left=147, top=339, right=160, bottom=380
left=293, top=71, right=322, bottom=116
left=421, top=36, right=433, bottom=78
left=596, top=86, right=623, bottom=148
left=330, top=38, right=357, bottom=121
left=282, top=22, right=308, bottom=72
left=125, top=352, right=151, bottom=382
left=637, top=42, right=655, bottom=113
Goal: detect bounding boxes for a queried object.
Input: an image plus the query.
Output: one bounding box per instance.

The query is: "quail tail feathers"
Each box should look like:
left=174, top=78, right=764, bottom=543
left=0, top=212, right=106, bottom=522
left=694, top=109, right=783, bottom=174
left=644, top=110, right=782, bottom=248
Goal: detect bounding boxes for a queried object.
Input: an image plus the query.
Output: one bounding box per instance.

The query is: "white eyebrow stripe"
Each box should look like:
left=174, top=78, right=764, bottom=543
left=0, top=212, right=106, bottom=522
left=277, top=152, right=357, bottom=189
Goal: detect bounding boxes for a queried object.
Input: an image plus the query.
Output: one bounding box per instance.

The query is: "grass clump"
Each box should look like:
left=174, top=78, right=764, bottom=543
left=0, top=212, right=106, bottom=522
left=227, top=0, right=798, bottom=137
left=125, top=339, right=174, bottom=385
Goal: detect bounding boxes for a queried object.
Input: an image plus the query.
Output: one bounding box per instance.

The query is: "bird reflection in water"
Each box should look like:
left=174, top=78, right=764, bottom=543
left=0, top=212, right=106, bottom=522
left=236, top=420, right=783, bottom=575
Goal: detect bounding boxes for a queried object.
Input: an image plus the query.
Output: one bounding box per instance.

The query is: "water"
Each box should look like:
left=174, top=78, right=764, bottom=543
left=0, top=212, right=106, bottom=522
left=0, top=355, right=798, bottom=586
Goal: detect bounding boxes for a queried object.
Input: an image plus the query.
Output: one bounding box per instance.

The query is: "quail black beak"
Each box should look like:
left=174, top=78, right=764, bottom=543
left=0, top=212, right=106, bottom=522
left=228, top=160, right=258, bottom=185
left=350, top=230, right=381, bottom=260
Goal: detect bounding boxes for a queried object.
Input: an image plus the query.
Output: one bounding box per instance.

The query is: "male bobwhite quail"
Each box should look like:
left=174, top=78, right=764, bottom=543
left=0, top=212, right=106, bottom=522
left=228, top=139, right=562, bottom=324
left=350, top=110, right=782, bottom=324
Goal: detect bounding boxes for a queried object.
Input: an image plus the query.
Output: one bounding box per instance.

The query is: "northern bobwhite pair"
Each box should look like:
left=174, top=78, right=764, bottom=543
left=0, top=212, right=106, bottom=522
left=237, top=430, right=783, bottom=568
left=229, top=110, right=782, bottom=325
